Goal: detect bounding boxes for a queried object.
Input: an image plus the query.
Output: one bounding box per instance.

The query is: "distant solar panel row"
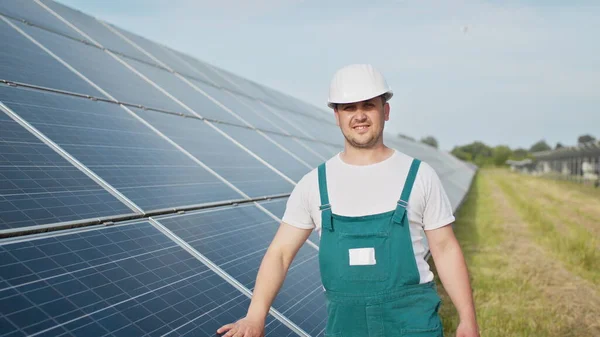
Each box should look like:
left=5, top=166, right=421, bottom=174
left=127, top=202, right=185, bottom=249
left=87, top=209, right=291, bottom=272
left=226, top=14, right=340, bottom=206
left=0, top=1, right=476, bottom=336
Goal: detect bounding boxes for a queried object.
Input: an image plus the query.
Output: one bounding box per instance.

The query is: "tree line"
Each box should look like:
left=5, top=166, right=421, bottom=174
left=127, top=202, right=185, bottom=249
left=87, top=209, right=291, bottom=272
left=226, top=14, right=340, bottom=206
left=398, top=133, right=596, bottom=167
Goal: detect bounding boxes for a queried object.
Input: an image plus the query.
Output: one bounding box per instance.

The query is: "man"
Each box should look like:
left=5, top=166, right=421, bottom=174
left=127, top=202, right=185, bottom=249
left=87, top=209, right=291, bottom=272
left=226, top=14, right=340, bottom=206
left=217, top=64, right=479, bottom=337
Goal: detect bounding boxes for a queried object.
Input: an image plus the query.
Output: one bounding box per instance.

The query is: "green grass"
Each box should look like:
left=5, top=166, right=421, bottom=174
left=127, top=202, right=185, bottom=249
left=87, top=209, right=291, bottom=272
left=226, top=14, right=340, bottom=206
left=495, top=172, right=600, bottom=285
left=432, top=169, right=600, bottom=337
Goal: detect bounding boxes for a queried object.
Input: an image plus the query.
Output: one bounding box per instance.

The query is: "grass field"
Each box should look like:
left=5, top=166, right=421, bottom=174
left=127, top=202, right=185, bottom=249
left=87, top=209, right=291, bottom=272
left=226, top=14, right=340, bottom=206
left=432, top=168, right=600, bottom=337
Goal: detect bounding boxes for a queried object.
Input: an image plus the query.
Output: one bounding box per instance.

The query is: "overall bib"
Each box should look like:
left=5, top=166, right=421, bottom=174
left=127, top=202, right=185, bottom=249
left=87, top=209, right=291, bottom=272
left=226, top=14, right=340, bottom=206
left=318, top=159, right=444, bottom=337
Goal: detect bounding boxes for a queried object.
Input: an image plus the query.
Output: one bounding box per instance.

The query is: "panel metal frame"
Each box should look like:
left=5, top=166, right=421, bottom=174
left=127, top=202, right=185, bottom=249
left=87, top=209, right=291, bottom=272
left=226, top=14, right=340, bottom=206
left=96, top=17, right=314, bottom=174
left=0, top=100, right=143, bottom=236
left=2, top=13, right=262, bottom=206
left=149, top=217, right=310, bottom=337
left=34, top=0, right=306, bottom=185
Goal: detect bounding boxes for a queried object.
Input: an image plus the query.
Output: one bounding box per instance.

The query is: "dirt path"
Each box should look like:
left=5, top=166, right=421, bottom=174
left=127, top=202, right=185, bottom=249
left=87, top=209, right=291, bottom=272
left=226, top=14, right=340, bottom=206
left=435, top=169, right=600, bottom=336
left=487, top=172, right=600, bottom=335
left=511, top=173, right=600, bottom=238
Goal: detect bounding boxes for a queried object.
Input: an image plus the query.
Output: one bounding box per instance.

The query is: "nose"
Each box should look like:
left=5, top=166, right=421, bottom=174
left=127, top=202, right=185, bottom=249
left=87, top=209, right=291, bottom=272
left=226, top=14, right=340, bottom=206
left=354, top=112, right=367, bottom=122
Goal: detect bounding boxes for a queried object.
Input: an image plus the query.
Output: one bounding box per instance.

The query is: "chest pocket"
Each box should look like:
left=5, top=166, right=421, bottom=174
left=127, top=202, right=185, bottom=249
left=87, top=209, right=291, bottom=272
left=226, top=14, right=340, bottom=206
left=332, top=212, right=394, bottom=282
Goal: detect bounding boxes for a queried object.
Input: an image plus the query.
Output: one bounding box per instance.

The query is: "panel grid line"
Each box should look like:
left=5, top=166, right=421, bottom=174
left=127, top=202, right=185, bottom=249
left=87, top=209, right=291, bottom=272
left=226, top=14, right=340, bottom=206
left=1, top=14, right=261, bottom=207
left=0, top=7, right=329, bottom=122
left=148, top=217, right=311, bottom=337
left=1, top=77, right=339, bottom=147
left=31, top=2, right=301, bottom=187
left=0, top=98, right=143, bottom=215
left=96, top=17, right=308, bottom=181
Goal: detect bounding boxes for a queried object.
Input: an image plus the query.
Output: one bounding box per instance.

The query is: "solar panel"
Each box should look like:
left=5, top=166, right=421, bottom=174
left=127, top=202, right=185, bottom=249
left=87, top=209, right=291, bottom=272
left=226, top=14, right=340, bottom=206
left=213, top=92, right=289, bottom=134
left=0, top=0, right=78, bottom=38
left=167, top=50, right=242, bottom=89
left=207, top=67, right=278, bottom=106
left=264, top=134, right=326, bottom=168
left=102, top=23, right=202, bottom=80
left=0, top=18, right=102, bottom=97
left=0, top=1, right=477, bottom=336
left=128, top=107, right=294, bottom=198
left=155, top=205, right=326, bottom=335
left=216, top=124, right=313, bottom=182
left=0, top=86, right=242, bottom=211
left=10, top=18, right=185, bottom=113
left=185, top=80, right=278, bottom=127
left=280, top=112, right=343, bottom=146
left=35, top=0, right=157, bottom=66
left=112, top=57, right=253, bottom=128
left=0, top=109, right=135, bottom=232
left=258, top=199, right=321, bottom=246
left=0, top=221, right=297, bottom=336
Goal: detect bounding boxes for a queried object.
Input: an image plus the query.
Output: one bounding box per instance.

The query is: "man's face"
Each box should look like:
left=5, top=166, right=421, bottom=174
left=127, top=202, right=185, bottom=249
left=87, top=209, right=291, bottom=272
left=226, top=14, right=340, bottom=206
left=334, top=96, right=390, bottom=149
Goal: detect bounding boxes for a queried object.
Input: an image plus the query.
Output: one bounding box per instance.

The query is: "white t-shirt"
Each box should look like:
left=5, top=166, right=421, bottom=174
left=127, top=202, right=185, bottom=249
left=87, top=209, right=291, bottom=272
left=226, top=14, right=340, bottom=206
left=282, top=149, right=455, bottom=284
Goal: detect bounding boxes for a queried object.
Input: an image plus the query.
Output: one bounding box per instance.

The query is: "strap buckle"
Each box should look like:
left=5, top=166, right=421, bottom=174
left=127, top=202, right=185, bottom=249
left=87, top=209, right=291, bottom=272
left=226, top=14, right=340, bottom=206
left=319, top=203, right=331, bottom=211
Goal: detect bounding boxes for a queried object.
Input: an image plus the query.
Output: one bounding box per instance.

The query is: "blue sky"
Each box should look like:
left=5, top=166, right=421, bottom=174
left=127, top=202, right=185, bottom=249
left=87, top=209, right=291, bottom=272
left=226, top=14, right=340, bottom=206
left=56, top=0, right=599, bottom=151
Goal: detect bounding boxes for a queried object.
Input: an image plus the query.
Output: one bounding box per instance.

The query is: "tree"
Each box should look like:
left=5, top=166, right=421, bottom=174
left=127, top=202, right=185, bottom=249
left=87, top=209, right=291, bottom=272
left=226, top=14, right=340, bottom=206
left=451, top=141, right=494, bottom=166
left=529, top=140, right=551, bottom=153
left=555, top=142, right=564, bottom=149
left=511, top=148, right=530, bottom=160
left=577, top=134, right=595, bottom=144
left=493, top=145, right=512, bottom=166
left=421, top=136, right=438, bottom=149
left=452, top=149, right=472, bottom=162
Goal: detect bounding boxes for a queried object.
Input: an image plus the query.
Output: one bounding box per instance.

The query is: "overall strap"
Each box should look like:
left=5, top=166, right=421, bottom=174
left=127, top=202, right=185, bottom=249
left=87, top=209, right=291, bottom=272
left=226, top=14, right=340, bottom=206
left=392, top=159, right=421, bottom=224
left=318, top=163, right=333, bottom=231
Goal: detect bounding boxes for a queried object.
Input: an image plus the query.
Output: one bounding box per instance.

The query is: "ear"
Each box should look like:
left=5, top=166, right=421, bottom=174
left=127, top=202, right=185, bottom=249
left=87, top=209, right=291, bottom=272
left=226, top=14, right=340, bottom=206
left=384, top=103, right=390, bottom=121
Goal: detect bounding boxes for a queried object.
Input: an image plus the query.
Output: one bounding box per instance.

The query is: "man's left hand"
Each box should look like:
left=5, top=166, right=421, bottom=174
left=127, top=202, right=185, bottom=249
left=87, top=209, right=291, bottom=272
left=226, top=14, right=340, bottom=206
left=456, top=320, right=480, bottom=337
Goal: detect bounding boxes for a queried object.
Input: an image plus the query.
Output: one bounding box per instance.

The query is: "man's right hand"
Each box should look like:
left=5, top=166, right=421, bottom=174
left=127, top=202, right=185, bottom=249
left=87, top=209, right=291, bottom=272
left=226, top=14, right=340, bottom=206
left=215, top=222, right=312, bottom=337
left=216, top=316, right=265, bottom=337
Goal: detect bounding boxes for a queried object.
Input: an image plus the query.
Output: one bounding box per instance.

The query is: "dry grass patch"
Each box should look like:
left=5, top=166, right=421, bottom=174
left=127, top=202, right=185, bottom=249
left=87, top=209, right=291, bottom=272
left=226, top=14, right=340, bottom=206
left=433, top=169, right=600, bottom=337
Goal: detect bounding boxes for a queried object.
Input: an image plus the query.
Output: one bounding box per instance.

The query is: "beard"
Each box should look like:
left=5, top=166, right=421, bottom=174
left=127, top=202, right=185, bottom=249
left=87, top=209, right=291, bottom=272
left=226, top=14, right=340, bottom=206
left=341, top=126, right=383, bottom=149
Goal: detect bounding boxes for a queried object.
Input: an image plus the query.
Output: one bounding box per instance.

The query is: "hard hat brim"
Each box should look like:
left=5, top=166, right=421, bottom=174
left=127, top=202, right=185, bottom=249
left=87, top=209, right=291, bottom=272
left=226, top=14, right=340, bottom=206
left=327, top=91, right=393, bottom=109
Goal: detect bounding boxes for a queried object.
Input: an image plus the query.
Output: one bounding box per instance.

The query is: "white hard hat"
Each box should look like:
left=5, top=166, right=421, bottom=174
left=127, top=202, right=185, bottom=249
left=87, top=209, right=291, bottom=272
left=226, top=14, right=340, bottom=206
left=327, top=64, right=393, bottom=109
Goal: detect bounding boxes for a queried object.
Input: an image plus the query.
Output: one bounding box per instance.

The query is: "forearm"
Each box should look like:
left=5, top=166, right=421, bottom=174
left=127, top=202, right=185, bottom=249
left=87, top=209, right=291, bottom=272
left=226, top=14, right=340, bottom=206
left=246, top=248, right=290, bottom=321
left=431, top=239, right=476, bottom=323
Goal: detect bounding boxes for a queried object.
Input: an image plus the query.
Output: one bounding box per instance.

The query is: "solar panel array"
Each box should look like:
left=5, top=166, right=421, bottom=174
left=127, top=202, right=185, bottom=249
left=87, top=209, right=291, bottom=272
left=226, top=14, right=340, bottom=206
left=0, top=1, right=477, bottom=336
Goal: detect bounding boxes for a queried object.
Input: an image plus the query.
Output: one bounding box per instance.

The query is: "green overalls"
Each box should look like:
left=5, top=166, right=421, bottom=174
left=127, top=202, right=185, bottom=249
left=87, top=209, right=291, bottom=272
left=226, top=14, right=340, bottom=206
left=318, top=159, right=444, bottom=337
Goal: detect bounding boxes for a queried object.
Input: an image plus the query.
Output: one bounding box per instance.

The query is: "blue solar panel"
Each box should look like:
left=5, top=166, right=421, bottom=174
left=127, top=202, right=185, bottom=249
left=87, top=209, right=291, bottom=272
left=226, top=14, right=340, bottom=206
left=163, top=48, right=234, bottom=88
left=10, top=18, right=185, bottom=113
left=0, top=221, right=298, bottom=336
left=261, top=104, right=341, bottom=144
left=128, top=107, right=294, bottom=198
left=0, top=108, right=134, bottom=232
left=104, top=23, right=203, bottom=79
left=0, top=86, right=242, bottom=211
left=216, top=124, right=312, bottom=182
left=204, top=90, right=285, bottom=134
left=156, top=205, right=327, bottom=336
left=117, top=58, right=245, bottom=126
left=258, top=199, right=320, bottom=246
left=0, top=0, right=78, bottom=38
left=287, top=114, right=341, bottom=146
left=0, top=2, right=477, bottom=337
left=265, top=134, right=325, bottom=168
left=37, top=0, right=157, bottom=65
left=207, top=67, right=276, bottom=106
left=300, top=140, right=339, bottom=160
left=0, top=17, right=102, bottom=97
